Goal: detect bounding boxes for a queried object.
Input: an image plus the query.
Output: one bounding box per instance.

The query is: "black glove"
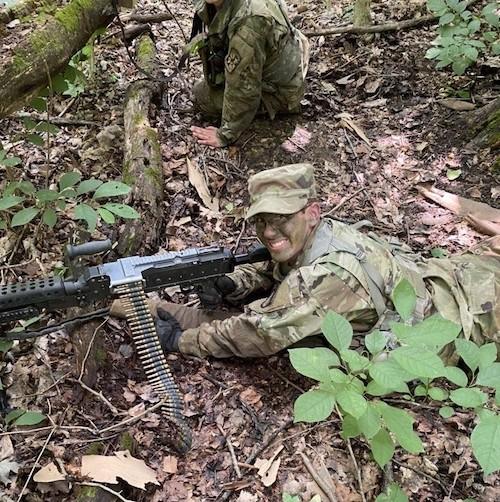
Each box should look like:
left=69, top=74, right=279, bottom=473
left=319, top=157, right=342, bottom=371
left=155, top=307, right=183, bottom=352
left=197, top=276, right=237, bottom=308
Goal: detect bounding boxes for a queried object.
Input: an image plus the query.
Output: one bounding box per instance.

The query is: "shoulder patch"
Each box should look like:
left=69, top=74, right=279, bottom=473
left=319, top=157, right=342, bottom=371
left=225, top=48, right=241, bottom=73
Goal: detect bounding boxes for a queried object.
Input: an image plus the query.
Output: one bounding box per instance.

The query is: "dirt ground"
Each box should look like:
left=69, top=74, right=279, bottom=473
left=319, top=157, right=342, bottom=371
left=0, top=0, right=499, bottom=501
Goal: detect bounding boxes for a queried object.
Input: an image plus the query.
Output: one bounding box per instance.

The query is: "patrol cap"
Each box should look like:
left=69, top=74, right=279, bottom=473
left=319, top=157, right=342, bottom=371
left=246, top=163, right=317, bottom=220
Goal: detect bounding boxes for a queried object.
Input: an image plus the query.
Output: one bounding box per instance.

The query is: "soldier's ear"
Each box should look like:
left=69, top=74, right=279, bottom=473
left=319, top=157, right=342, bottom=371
left=305, top=202, right=321, bottom=226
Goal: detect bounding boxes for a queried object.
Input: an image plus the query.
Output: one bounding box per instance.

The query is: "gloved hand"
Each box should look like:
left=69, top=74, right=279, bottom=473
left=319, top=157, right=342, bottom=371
left=155, top=307, right=183, bottom=352
left=197, top=276, right=237, bottom=308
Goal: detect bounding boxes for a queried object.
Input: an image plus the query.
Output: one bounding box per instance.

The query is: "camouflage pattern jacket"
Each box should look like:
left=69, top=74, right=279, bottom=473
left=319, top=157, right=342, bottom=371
left=179, top=219, right=499, bottom=359
left=193, top=0, right=308, bottom=145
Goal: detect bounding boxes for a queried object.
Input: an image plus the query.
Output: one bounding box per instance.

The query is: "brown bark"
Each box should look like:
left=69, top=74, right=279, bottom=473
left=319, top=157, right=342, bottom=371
left=466, top=97, right=500, bottom=150
left=353, top=0, right=371, bottom=27
left=118, top=33, right=163, bottom=255
left=0, top=0, right=115, bottom=119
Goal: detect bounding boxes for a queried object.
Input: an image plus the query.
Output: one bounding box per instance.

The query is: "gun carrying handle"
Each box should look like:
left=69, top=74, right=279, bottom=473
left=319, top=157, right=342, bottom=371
left=66, top=239, right=112, bottom=259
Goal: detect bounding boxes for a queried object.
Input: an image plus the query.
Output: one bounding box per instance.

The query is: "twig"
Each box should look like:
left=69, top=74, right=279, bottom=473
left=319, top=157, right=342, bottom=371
left=70, top=378, right=119, bottom=415
left=76, top=482, right=134, bottom=502
left=159, top=0, right=187, bottom=42
left=13, top=112, right=98, bottom=126
left=0, top=426, right=54, bottom=437
left=267, top=366, right=305, bottom=393
left=232, top=220, right=246, bottom=253
left=16, top=427, right=56, bottom=501
left=299, top=451, right=338, bottom=502
left=99, top=398, right=168, bottom=434
left=78, top=319, right=107, bottom=381
left=323, top=187, right=364, bottom=216
left=217, top=423, right=242, bottom=479
left=392, top=458, right=450, bottom=494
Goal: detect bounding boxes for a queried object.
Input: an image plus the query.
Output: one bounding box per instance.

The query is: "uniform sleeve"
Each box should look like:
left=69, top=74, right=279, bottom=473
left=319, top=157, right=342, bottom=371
left=226, top=261, right=275, bottom=302
left=216, top=17, right=271, bottom=146
left=178, top=262, right=377, bottom=358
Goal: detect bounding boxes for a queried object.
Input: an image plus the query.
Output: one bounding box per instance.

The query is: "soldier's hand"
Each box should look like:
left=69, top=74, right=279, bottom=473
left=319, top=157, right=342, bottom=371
left=155, top=307, right=183, bottom=352
left=191, top=126, right=223, bottom=147
left=198, top=276, right=237, bottom=308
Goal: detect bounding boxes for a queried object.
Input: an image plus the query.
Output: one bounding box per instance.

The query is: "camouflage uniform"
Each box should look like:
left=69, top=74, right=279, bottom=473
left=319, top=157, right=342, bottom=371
left=171, top=164, right=500, bottom=360
left=191, top=0, right=309, bottom=145
left=111, top=165, right=499, bottom=360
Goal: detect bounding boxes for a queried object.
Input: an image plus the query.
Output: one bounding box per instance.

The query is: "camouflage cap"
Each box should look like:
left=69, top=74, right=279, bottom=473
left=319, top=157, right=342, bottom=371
left=246, top=163, right=316, bottom=220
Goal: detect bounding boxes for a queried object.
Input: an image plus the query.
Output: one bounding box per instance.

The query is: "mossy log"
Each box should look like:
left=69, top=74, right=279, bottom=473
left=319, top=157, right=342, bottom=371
left=466, top=97, right=500, bottom=151
left=118, top=33, right=163, bottom=255
left=0, top=0, right=115, bottom=119
left=0, top=0, right=52, bottom=26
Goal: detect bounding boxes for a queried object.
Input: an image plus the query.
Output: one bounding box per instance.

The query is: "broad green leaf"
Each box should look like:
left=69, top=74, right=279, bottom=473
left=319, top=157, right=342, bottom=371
left=36, top=189, right=59, bottom=202
left=369, top=359, right=414, bottom=390
left=77, top=178, right=103, bottom=195
left=56, top=199, right=67, bottom=211
left=22, top=117, right=37, bottom=130
left=365, top=330, right=387, bottom=355
left=446, top=169, right=462, bottom=180
left=0, top=195, right=24, bottom=210
left=370, top=429, right=395, bottom=468
left=329, top=368, right=349, bottom=384
left=321, top=311, right=352, bottom=351
left=101, top=203, right=139, bottom=219
left=42, top=208, right=57, bottom=228
left=340, top=349, right=370, bottom=372
left=97, top=207, right=116, bottom=224
left=427, top=0, right=447, bottom=13
left=482, top=3, right=499, bottom=27
left=431, top=247, right=447, bottom=258
left=478, top=343, right=497, bottom=370
left=0, top=219, right=6, bottom=230
left=51, top=74, right=68, bottom=93
left=366, top=380, right=408, bottom=396
left=449, top=387, right=487, bottom=408
left=476, top=363, right=500, bottom=389
left=455, top=339, right=480, bottom=372
left=376, top=402, right=424, bottom=454
left=341, top=414, right=360, bottom=439
left=11, top=207, right=39, bottom=227
left=452, top=58, right=470, bottom=75
left=444, top=366, right=468, bottom=387
left=282, top=494, right=300, bottom=502
left=59, top=187, right=77, bottom=199
left=1, top=156, right=21, bottom=167
left=93, top=181, right=131, bottom=199
left=391, top=314, right=461, bottom=351
left=414, top=384, right=428, bottom=397
left=26, top=133, right=44, bottom=146
left=375, top=483, right=408, bottom=502
left=74, top=203, right=98, bottom=232
left=13, top=411, right=46, bottom=426
left=428, top=387, right=448, bottom=401
left=439, top=406, right=455, bottom=418
left=5, top=409, right=25, bottom=425
left=425, top=47, right=441, bottom=59
left=35, top=122, right=60, bottom=135
left=14, top=181, right=36, bottom=195
left=391, top=279, right=416, bottom=322
left=59, top=171, right=82, bottom=191
left=471, top=413, right=500, bottom=475
left=347, top=376, right=365, bottom=394
left=0, top=340, right=13, bottom=353
left=462, top=46, right=478, bottom=61
left=293, top=390, right=336, bottom=423
left=289, top=347, right=340, bottom=382
left=30, top=97, right=47, bottom=112
left=357, top=403, right=381, bottom=439
left=392, top=346, right=445, bottom=379
left=439, top=12, right=456, bottom=25
left=337, top=390, right=367, bottom=419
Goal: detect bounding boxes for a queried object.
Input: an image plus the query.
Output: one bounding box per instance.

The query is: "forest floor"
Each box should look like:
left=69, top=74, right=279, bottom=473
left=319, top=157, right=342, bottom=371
left=0, top=0, right=499, bottom=501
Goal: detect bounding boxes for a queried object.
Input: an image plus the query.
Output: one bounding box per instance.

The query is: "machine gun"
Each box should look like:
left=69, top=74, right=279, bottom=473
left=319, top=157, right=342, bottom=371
left=0, top=240, right=271, bottom=453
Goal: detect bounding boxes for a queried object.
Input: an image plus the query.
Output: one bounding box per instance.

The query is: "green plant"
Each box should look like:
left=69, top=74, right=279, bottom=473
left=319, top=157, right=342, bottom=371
left=0, top=171, right=139, bottom=233
left=426, top=0, right=499, bottom=75
left=4, top=409, right=46, bottom=427
left=290, top=280, right=500, bottom=482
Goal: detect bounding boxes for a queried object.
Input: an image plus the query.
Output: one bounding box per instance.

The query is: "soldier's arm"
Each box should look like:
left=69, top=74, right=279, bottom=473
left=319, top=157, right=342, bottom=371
left=178, top=262, right=377, bottom=358
left=225, top=261, right=275, bottom=302
left=217, top=17, right=271, bottom=146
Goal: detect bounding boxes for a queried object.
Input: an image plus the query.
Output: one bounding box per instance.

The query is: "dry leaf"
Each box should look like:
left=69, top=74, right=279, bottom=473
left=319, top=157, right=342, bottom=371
left=0, top=437, right=14, bottom=461
left=123, top=388, right=136, bottom=403
left=255, top=445, right=284, bottom=477
left=335, top=74, right=355, bottom=85
left=239, top=387, right=262, bottom=406
left=173, top=216, right=192, bottom=227
left=186, top=157, right=219, bottom=213
left=491, top=187, right=500, bottom=199
left=261, top=457, right=281, bottom=487
left=362, top=98, right=387, bottom=108
left=335, top=112, right=371, bottom=146
left=81, top=450, right=159, bottom=490
left=281, top=126, right=312, bottom=153
left=236, top=490, right=259, bottom=502
left=162, top=455, right=178, bottom=474
left=438, top=99, right=476, bottom=111
left=0, top=459, right=19, bottom=485
left=365, top=78, right=382, bottom=94
left=34, top=462, right=66, bottom=483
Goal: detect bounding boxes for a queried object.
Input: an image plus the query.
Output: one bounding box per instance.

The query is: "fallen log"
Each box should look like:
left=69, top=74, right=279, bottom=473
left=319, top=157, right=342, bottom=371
left=118, top=33, right=164, bottom=255
left=0, top=0, right=115, bottom=119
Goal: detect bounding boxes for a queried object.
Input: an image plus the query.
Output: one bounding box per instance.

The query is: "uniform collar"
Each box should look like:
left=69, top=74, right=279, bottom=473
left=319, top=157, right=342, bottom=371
left=195, top=0, right=237, bottom=34
left=272, top=219, right=333, bottom=280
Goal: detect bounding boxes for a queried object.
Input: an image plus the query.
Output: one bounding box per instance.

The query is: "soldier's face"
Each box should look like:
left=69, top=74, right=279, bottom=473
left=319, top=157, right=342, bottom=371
left=254, top=203, right=321, bottom=264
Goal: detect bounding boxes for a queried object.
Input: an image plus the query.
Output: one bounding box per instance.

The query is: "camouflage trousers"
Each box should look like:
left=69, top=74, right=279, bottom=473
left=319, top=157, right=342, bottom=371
left=192, top=78, right=301, bottom=118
